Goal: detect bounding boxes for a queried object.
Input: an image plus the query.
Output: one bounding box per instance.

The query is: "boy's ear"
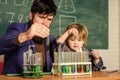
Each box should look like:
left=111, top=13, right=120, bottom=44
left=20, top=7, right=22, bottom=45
left=83, top=41, right=85, bottom=46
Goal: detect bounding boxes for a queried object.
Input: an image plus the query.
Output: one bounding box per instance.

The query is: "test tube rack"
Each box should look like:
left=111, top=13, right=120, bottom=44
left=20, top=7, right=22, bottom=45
left=23, top=46, right=43, bottom=78
left=52, top=52, right=92, bottom=77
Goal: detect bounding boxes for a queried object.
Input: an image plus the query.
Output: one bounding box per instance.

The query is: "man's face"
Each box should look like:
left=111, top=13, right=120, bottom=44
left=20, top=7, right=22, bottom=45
left=30, top=12, right=54, bottom=28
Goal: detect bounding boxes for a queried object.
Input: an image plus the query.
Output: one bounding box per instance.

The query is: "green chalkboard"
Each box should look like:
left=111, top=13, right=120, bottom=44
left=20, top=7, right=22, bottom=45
left=0, top=0, right=108, bottom=49
left=0, top=0, right=33, bottom=35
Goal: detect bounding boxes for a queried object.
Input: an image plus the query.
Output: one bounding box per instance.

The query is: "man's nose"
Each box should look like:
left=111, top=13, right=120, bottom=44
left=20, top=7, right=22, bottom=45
left=42, top=18, right=47, bottom=25
left=42, top=19, right=49, bottom=28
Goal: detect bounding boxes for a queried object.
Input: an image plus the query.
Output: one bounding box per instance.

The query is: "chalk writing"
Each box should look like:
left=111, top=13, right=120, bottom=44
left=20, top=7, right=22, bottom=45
left=0, top=0, right=7, bottom=5
left=14, top=0, right=29, bottom=7
left=26, top=15, right=30, bottom=22
left=6, top=12, right=15, bottom=24
left=58, top=0, right=76, bottom=13
left=18, top=14, right=24, bottom=22
left=5, top=12, right=29, bottom=24
left=18, top=14, right=29, bottom=22
left=59, top=15, right=76, bottom=34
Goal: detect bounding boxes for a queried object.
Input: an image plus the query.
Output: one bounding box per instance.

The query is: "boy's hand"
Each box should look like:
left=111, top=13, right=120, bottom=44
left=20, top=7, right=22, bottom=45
left=68, top=28, right=78, bottom=36
left=92, top=51, right=100, bottom=59
left=92, top=51, right=100, bottom=63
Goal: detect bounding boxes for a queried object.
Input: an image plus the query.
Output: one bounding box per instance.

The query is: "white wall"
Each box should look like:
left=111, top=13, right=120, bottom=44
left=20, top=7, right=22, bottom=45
left=94, top=0, right=120, bottom=71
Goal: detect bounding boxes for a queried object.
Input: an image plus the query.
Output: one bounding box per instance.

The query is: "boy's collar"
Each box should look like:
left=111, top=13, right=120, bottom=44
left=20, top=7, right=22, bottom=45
left=77, top=48, right=82, bottom=52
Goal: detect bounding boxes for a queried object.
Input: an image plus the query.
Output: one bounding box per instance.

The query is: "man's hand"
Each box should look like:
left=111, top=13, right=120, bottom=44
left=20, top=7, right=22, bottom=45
left=17, top=23, right=50, bottom=44
left=26, top=23, right=50, bottom=39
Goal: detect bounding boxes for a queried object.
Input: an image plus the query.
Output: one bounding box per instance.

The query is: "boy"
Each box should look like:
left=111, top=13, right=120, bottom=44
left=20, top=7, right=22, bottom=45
left=53, top=22, right=103, bottom=71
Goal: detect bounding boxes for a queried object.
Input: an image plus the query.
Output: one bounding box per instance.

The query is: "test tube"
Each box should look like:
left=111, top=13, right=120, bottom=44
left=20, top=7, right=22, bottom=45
left=54, top=52, right=58, bottom=74
left=80, top=51, right=84, bottom=73
left=57, top=43, right=62, bottom=76
left=65, top=52, right=68, bottom=73
left=71, top=52, right=75, bottom=73
left=27, top=52, right=32, bottom=71
left=23, top=52, right=27, bottom=71
left=77, top=51, right=81, bottom=73
left=85, top=51, right=90, bottom=72
left=68, top=52, right=72, bottom=73
left=61, top=52, right=66, bottom=73
left=24, top=52, right=26, bottom=65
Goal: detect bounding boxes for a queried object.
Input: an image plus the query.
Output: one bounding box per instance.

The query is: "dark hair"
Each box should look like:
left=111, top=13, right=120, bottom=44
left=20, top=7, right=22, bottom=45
left=31, top=0, right=57, bottom=16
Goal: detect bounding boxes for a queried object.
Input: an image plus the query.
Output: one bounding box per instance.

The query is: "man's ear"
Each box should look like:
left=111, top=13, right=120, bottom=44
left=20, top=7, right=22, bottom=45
left=30, top=12, right=32, bottom=20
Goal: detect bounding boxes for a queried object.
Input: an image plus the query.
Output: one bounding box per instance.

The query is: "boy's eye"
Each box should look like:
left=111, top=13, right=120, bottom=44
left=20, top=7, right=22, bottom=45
left=78, top=39, right=82, bottom=41
left=70, top=38, right=75, bottom=41
left=69, top=37, right=75, bottom=41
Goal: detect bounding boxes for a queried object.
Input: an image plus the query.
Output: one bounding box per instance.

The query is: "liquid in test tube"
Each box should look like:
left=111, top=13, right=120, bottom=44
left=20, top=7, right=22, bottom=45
left=68, top=52, right=72, bottom=73
left=71, top=52, right=75, bottom=73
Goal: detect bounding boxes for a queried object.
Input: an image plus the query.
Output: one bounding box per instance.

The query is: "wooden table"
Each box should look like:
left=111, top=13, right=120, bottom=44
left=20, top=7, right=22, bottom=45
left=0, top=71, right=120, bottom=80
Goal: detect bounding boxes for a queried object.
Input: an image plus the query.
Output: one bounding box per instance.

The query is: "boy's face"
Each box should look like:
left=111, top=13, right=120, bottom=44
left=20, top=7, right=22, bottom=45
left=68, top=37, right=84, bottom=51
left=30, top=12, right=54, bottom=28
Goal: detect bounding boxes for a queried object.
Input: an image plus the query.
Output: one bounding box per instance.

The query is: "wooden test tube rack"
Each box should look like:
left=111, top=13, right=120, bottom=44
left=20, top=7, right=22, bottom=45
left=53, top=52, right=92, bottom=77
left=53, top=62, right=92, bottom=77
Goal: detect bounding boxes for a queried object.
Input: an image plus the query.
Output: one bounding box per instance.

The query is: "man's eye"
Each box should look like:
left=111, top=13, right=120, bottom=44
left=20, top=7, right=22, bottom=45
left=48, top=18, right=53, bottom=21
left=39, top=17, right=44, bottom=19
left=39, top=16, right=45, bottom=18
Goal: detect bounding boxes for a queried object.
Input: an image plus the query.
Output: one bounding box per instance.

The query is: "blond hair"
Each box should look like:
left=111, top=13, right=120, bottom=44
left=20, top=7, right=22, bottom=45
left=65, top=22, right=88, bottom=46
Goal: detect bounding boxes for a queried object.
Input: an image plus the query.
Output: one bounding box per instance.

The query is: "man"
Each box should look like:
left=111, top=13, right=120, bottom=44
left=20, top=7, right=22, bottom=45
left=0, top=0, right=57, bottom=74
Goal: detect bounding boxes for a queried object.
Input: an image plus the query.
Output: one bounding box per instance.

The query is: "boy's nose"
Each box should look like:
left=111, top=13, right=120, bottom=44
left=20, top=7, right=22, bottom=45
left=74, top=40, right=78, bottom=44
